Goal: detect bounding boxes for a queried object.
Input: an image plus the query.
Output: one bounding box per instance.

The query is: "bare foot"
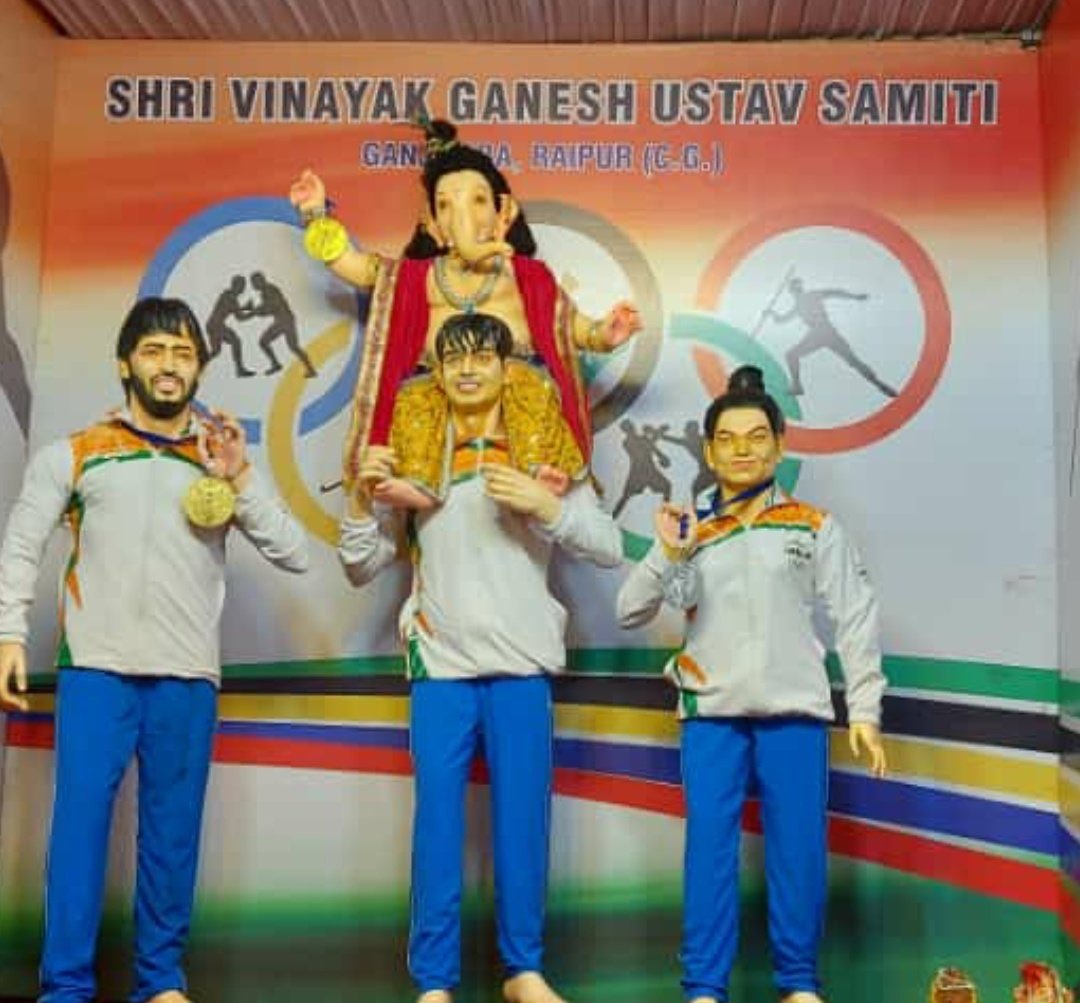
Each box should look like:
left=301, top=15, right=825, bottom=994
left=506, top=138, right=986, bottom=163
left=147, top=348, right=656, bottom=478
left=146, top=992, right=193, bottom=1003
left=503, top=971, right=569, bottom=1003
left=781, top=994, right=823, bottom=1003
left=416, top=991, right=453, bottom=1003
left=688, top=997, right=719, bottom=1003
left=372, top=477, right=439, bottom=510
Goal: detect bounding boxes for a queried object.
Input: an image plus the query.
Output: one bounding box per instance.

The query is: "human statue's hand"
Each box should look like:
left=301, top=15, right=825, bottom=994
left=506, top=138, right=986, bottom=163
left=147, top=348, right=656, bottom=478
left=197, top=410, right=251, bottom=490
left=849, top=722, right=887, bottom=778
left=358, top=446, right=398, bottom=492
left=482, top=464, right=561, bottom=525
left=0, top=641, right=29, bottom=712
left=344, top=446, right=399, bottom=519
left=655, top=503, right=697, bottom=562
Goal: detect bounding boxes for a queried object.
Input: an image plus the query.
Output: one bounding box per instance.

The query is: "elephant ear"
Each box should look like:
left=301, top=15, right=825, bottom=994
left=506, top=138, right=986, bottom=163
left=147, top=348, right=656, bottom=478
left=496, top=193, right=520, bottom=241
left=419, top=197, right=446, bottom=248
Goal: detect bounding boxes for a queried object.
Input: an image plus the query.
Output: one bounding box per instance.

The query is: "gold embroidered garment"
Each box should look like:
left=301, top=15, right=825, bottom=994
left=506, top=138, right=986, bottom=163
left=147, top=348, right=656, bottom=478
left=389, top=359, right=586, bottom=501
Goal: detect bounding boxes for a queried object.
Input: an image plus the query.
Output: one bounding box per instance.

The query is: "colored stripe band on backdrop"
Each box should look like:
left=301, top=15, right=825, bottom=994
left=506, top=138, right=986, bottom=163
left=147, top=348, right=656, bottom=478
left=122, top=649, right=1056, bottom=705
left=7, top=650, right=1064, bottom=915
left=9, top=711, right=1055, bottom=855
left=6, top=709, right=1060, bottom=911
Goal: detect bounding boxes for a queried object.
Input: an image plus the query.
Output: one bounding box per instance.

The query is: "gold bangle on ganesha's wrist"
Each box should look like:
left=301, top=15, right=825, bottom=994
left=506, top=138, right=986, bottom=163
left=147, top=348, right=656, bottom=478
left=586, top=319, right=608, bottom=352
left=297, top=195, right=336, bottom=226
left=299, top=205, right=327, bottom=225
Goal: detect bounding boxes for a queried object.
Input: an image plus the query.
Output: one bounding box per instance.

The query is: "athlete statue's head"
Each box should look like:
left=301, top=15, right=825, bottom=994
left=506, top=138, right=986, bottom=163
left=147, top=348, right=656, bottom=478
left=116, top=297, right=209, bottom=421
left=433, top=312, right=515, bottom=422
left=704, top=365, right=785, bottom=439
left=403, top=118, right=537, bottom=261
left=702, top=365, right=785, bottom=497
left=434, top=311, right=514, bottom=363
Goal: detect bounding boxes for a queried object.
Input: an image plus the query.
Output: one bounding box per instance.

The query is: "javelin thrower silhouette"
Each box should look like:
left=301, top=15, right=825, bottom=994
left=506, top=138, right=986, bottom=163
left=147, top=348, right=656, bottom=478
left=761, top=273, right=897, bottom=399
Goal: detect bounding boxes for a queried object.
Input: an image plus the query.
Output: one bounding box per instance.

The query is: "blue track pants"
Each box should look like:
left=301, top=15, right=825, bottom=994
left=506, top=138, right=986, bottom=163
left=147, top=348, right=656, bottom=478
left=39, top=667, right=217, bottom=1003
left=680, top=716, right=829, bottom=1001
left=408, top=675, right=553, bottom=992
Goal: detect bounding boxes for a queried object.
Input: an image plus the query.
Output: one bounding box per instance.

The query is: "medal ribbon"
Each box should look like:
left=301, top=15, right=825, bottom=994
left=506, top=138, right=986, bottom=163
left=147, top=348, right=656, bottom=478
left=702, top=477, right=776, bottom=520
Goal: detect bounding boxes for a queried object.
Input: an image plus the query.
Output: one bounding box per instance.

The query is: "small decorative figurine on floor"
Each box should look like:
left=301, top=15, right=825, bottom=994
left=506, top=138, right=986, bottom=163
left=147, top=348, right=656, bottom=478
left=928, top=967, right=979, bottom=1003
left=1013, top=963, right=1074, bottom=1003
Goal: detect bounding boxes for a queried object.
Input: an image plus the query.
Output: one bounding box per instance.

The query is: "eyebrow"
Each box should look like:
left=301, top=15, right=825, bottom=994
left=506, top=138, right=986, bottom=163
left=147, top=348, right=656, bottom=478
left=716, top=424, right=770, bottom=435
left=443, top=346, right=494, bottom=357
left=438, top=182, right=488, bottom=195
left=139, top=339, right=194, bottom=350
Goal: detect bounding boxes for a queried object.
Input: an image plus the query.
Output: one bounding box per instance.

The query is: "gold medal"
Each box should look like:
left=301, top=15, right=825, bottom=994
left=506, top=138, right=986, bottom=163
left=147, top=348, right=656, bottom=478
left=183, top=475, right=235, bottom=529
left=303, top=216, right=349, bottom=263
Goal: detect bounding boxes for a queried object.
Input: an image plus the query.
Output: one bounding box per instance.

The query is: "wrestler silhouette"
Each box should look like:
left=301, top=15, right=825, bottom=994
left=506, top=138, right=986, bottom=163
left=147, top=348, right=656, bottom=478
left=612, top=419, right=672, bottom=518
left=205, top=275, right=255, bottom=378
left=660, top=420, right=714, bottom=502
left=249, top=271, right=317, bottom=378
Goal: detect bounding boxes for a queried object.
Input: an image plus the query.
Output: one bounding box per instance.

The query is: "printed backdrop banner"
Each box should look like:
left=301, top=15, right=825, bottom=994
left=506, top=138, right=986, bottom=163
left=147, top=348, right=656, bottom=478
left=0, top=1, right=54, bottom=526
left=0, top=37, right=1064, bottom=1002
left=1042, top=0, right=1080, bottom=975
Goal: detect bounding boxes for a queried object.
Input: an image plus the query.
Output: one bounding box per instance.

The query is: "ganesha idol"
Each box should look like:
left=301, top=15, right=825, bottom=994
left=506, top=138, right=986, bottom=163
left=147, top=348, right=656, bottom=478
left=290, top=117, right=643, bottom=509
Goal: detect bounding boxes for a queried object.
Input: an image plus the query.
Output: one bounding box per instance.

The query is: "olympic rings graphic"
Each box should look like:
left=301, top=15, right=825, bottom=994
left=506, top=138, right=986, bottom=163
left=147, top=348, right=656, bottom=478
left=695, top=205, right=951, bottom=454
left=141, top=199, right=940, bottom=550
left=139, top=197, right=368, bottom=542
left=524, top=200, right=664, bottom=432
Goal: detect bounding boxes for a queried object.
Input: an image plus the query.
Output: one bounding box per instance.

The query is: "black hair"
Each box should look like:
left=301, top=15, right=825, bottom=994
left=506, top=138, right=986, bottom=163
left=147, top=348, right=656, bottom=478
left=116, top=297, right=209, bottom=391
left=434, top=312, right=514, bottom=362
left=402, top=119, right=537, bottom=259
left=703, top=365, right=785, bottom=439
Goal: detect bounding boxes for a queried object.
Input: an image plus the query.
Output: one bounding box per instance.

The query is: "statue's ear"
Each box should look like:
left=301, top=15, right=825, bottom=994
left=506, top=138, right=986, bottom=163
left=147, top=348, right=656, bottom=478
left=420, top=199, right=447, bottom=247
left=497, top=194, right=519, bottom=238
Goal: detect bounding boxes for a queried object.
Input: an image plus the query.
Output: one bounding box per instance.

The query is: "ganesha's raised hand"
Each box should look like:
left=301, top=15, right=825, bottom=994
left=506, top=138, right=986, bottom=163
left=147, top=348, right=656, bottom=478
left=289, top=168, right=326, bottom=214
left=601, top=301, right=643, bottom=349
